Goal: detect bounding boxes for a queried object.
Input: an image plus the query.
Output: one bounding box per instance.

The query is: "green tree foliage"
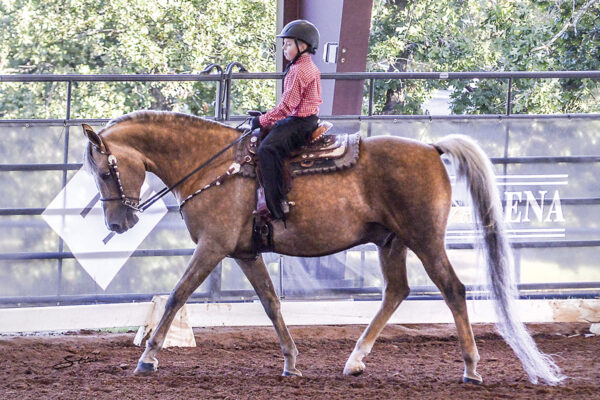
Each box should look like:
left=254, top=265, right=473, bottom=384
left=0, top=0, right=277, bottom=119
left=367, top=0, right=600, bottom=115
left=1, top=0, right=598, bottom=118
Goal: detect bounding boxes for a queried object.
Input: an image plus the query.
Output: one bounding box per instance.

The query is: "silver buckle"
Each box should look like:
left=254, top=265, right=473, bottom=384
left=227, top=162, right=241, bottom=175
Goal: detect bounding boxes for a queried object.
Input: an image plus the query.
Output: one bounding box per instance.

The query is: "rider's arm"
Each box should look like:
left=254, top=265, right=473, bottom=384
left=259, top=68, right=303, bottom=128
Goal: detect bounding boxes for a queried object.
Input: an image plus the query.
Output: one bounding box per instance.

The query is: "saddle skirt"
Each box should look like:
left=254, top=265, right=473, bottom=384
left=235, top=123, right=361, bottom=178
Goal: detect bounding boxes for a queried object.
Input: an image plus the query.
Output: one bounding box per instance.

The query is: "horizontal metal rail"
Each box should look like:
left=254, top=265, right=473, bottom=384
left=0, top=248, right=194, bottom=261
left=0, top=206, right=177, bottom=215
left=3, top=70, right=598, bottom=83
left=2, top=196, right=600, bottom=216
left=490, top=156, right=600, bottom=163
left=0, top=163, right=82, bottom=171
left=2, top=240, right=600, bottom=261
left=3, top=70, right=599, bottom=121
left=253, top=71, right=600, bottom=80
left=2, top=155, right=599, bottom=173
left=1, top=283, right=598, bottom=307
left=223, top=70, right=599, bottom=118
left=3, top=113, right=600, bottom=125
left=323, top=113, right=600, bottom=120
left=0, top=74, right=222, bottom=82
left=0, top=118, right=128, bottom=126
left=324, top=114, right=600, bottom=120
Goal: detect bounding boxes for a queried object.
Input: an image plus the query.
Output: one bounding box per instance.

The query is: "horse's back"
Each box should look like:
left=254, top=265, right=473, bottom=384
left=361, top=135, right=443, bottom=167
left=271, top=134, right=452, bottom=256
left=288, top=134, right=452, bottom=219
left=358, top=135, right=453, bottom=237
left=359, top=135, right=451, bottom=195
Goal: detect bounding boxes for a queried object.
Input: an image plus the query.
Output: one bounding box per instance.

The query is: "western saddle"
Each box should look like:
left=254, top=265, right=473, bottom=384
left=235, top=116, right=361, bottom=254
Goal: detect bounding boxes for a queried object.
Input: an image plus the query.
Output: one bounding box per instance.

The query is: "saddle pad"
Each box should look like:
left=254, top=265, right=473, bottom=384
left=235, top=132, right=361, bottom=178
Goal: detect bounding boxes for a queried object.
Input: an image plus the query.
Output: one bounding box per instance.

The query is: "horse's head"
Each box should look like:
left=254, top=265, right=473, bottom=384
left=82, top=124, right=146, bottom=233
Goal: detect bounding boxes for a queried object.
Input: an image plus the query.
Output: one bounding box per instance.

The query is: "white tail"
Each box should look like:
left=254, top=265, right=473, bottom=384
left=435, top=134, right=565, bottom=385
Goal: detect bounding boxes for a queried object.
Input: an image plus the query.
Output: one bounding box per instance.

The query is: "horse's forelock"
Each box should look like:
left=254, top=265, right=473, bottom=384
left=82, top=141, right=97, bottom=172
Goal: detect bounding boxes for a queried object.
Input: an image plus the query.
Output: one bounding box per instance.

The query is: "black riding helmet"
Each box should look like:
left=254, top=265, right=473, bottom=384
left=277, top=19, right=320, bottom=54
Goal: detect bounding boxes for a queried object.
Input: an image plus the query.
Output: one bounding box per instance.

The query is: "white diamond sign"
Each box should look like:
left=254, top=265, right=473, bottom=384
left=42, top=169, right=168, bottom=290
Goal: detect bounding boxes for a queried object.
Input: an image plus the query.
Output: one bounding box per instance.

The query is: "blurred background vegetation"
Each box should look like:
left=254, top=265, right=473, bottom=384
left=0, top=0, right=598, bottom=119
left=367, top=0, right=599, bottom=114
left=0, top=0, right=278, bottom=118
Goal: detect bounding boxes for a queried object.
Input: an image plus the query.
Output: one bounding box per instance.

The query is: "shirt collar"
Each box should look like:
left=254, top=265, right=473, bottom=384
left=296, top=53, right=311, bottom=63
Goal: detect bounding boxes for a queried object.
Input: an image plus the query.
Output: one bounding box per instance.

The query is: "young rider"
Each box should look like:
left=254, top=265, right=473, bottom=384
left=251, top=19, right=322, bottom=222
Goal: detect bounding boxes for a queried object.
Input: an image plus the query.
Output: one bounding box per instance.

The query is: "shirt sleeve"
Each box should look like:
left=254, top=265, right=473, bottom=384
left=259, top=68, right=303, bottom=128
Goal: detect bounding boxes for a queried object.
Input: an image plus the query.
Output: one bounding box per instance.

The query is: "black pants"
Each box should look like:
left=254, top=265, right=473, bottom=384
left=258, top=115, right=319, bottom=219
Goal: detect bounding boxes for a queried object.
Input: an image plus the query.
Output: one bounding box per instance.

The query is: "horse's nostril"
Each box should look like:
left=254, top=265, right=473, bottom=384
left=110, top=223, right=122, bottom=232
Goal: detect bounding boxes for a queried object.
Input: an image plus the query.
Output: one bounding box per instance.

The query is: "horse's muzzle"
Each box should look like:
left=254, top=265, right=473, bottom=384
left=106, top=210, right=139, bottom=233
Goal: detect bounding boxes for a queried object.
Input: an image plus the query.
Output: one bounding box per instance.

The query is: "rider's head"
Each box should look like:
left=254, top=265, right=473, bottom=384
left=282, top=38, right=305, bottom=62
left=276, top=20, right=320, bottom=59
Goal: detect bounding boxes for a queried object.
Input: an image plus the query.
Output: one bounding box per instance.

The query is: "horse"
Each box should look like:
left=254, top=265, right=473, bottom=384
left=81, top=110, right=563, bottom=385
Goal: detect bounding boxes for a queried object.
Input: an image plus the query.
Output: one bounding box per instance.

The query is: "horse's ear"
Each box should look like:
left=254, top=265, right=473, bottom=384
left=82, top=124, right=106, bottom=153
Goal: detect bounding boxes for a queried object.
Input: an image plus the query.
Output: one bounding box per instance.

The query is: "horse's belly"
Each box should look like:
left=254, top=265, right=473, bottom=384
left=271, top=171, right=372, bottom=256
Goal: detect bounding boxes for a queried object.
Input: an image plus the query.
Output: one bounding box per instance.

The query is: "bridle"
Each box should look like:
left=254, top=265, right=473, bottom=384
left=92, top=123, right=253, bottom=214
left=94, top=143, right=144, bottom=212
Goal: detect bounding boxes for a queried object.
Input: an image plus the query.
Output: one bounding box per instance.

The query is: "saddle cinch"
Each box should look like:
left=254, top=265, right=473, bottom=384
left=235, top=120, right=361, bottom=254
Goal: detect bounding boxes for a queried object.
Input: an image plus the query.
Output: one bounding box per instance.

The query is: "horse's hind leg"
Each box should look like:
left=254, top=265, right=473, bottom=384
left=235, top=257, right=301, bottom=376
left=134, top=241, right=224, bottom=375
left=343, top=237, right=410, bottom=376
left=413, top=246, right=482, bottom=384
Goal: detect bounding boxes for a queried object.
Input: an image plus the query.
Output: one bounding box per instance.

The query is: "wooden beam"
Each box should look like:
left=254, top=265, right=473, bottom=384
left=332, top=0, right=374, bottom=115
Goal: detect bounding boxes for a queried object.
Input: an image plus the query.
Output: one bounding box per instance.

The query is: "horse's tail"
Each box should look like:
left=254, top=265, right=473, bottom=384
left=434, top=134, right=564, bottom=385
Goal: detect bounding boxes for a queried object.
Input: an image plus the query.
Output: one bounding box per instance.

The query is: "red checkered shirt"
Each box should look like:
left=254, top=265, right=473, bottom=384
left=259, top=53, right=322, bottom=128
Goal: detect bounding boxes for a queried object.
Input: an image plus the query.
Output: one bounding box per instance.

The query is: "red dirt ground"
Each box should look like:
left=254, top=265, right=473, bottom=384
left=1, top=323, right=599, bottom=400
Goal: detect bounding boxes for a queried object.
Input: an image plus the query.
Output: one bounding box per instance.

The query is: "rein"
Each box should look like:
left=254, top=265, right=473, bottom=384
left=178, top=154, right=251, bottom=217
left=97, top=121, right=253, bottom=213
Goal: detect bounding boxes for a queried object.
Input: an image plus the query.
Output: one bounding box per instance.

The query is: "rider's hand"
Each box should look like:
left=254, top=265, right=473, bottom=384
left=251, top=116, right=261, bottom=130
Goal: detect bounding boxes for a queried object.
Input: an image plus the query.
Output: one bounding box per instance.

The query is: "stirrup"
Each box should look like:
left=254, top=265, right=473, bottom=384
left=281, top=200, right=296, bottom=215
left=281, top=201, right=290, bottom=215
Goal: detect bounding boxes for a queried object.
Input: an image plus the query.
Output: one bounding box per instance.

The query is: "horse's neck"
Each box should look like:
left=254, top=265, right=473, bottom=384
left=123, top=121, right=238, bottom=190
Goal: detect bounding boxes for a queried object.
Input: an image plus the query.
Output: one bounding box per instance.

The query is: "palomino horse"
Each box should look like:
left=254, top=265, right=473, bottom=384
left=82, top=110, right=563, bottom=385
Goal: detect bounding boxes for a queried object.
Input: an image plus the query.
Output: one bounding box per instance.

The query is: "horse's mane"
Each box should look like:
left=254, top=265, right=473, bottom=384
left=98, top=110, right=235, bottom=135
left=84, top=110, right=236, bottom=170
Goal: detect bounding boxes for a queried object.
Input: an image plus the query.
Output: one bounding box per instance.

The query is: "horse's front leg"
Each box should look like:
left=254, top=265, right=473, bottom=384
left=134, top=240, right=224, bottom=375
left=235, top=257, right=301, bottom=377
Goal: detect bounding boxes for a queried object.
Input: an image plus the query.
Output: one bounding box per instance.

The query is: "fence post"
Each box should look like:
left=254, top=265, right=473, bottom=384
left=57, top=80, right=73, bottom=298
left=201, top=64, right=224, bottom=120
left=208, top=263, right=223, bottom=302
left=506, top=77, right=513, bottom=116
left=368, top=78, right=374, bottom=116
left=224, top=62, right=248, bottom=120
left=279, top=255, right=284, bottom=299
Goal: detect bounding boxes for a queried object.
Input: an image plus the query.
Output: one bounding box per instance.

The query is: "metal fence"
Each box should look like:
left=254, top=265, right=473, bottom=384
left=1, top=68, right=599, bottom=306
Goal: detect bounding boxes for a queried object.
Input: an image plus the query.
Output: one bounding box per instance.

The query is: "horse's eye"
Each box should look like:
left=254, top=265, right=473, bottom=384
left=100, top=172, right=112, bottom=180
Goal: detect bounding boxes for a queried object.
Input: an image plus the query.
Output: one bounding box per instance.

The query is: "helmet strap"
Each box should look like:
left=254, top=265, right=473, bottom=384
left=283, top=39, right=309, bottom=77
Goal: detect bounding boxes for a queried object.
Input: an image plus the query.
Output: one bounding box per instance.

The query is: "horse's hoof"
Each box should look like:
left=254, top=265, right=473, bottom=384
left=462, top=376, right=483, bottom=385
left=343, top=361, right=365, bottom=376
left=282, top=368, right=302, bottom=377
left=134, top=361, right=157, bottom=376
